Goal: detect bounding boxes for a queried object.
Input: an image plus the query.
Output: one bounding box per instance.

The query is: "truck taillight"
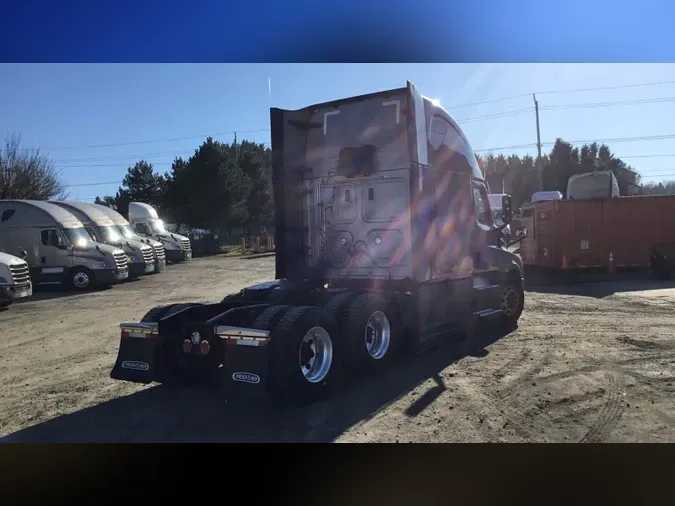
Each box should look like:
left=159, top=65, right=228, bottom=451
left=199, top=340, right=210, bottom=354
left=183, top=340, right=193, bottom=353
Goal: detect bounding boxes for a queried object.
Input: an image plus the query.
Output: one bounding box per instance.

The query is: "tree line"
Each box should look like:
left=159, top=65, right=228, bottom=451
left=2, top=132, right=675, bottom=231
left=95, top=138, right=274, bottom=235
left=478, top=138, right=644, bottom=211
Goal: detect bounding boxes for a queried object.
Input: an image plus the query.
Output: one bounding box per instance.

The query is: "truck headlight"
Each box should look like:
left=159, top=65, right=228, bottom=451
left=126, top=255, right=135, bottom=263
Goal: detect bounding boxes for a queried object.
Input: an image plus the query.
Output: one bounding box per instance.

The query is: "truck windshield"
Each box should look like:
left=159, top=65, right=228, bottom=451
left=150, top=219, right=167, bottom=233
left=86, top=227, right=101, bottom=242
left=63, top=227, right=93, bottom=248
left=97, top=226, right=122, bottom=243
left=118, top=225, right=135, bottom=239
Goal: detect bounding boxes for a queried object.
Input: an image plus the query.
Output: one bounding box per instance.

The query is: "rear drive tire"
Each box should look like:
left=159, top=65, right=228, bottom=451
left=343, top=293, right=402, bottom=373
left=324, top=290, right=359, bottom=329
left=70, top=267, right=96, bottom=291
left=221, top=291, right=243, bottom=304
left=140, top=303, right=202, bottom=322
left=267, top=306, right=341, bottom=403
left=252, top=305, right=293, bottom=331
left=500, top=275, right=524, bottom=329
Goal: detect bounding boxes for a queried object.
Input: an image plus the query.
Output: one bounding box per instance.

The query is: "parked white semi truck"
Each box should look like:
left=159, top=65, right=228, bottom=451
left=111, top=81, right=524, bottom=403
left=566, top=170, right=620, bottom=200
left=0, top=252, right=32, bottom=308
left=89, top=203, right=166, bottom=273
left=128, top=202, right=192, bottom=263
left=0, top=200, right=128, bottom=290
left=51, top=201, right=156, bottom=278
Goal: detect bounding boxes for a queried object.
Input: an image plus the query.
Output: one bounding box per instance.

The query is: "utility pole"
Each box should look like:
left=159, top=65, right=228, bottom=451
left=533, top=94, right=543, bottom=191
left=234, top=131, right=238, bottom=158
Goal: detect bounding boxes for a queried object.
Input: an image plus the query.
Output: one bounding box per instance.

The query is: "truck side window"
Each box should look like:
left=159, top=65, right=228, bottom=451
left=472, top=182, right=493, bottom=228
left=1, top=209, right=15, bottom=223
left=135, top=223, right=149, bottom=235
left=41, top=229, right=62, bottom=247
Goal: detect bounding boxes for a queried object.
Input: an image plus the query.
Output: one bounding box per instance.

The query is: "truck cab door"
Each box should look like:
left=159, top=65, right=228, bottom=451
left=470, top=180, right=502, bottom=312
left=38, top=229, right=71, bottom=283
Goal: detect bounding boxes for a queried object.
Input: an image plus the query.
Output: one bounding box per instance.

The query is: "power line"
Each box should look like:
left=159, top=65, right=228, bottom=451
left=541, top=133, right=675, bottom=147
left=639, top=173, right=675, bottom=178
left=473, top=143, right=538, bottom=153
left=37, top=86, right=675, bottom=155
left=54, top=150, right=191, bottom=163
left=66, top=181, right=122, bottom=187
left=458, top=95, right=675, bottom=123
left=29, top=90, right=675, bottom=157
left=36, top=128, right=269, bottom=151
left=541, top=95, right=675, bottom=111
left=447, top=79, right=675, bottom=109
left=621, top=154, right=675, bottom=159
left=456, top=107, right=535, bottom=124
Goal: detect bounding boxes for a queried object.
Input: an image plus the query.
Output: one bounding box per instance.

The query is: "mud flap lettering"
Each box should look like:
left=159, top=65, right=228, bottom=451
left=122, top=361, right=149, bottom=371
left=224, top=342, right=268, bottom=389
left=232, top=372, right=260, bottom=384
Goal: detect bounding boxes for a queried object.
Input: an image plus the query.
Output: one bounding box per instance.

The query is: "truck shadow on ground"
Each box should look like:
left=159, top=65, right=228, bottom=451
left=3, top=325, right=513, bottom=443
left=527, top=278, right=675, bottom=299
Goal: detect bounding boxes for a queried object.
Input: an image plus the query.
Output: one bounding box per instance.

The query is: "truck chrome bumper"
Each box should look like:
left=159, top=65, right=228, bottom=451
left=0, top=283, right=32, bottom=303
left=129, top=262, right=156, bottom=277
left=165, top=249, right=191, bottom=262
left=95, top=268, right=129, bottom=285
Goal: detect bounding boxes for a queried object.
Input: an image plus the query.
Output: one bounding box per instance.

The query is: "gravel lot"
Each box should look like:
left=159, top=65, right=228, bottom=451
left=1, top=255, right=675, bottom=442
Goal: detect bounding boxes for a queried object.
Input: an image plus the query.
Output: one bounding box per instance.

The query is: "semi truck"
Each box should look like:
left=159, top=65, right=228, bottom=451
left=128, top=202, right=192, bottom=263
left=566, top=170, right=620, bottom=200
left=51, top=201, right=156, bottom=278
left=531, top=191, right=563, bottom=204
left=0, top=200, right=128, bottom=290
left=0, top=251, right=32, bottom=308
left=89, top=203, right=166, bottom=273
left=110, top=82, right=525, bottom=402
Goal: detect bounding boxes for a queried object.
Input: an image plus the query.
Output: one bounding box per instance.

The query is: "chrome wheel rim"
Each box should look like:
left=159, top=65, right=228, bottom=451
left=501, top=286, right=520, bottom=316
left=73, top=272, right=90, bottom=289
left=299, top=326, right=333, bottom=383
left=365, top=311, right=391, bottom=360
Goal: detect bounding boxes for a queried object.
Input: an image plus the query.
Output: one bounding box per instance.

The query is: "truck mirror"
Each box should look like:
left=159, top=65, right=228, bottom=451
left=501, top=195, right=513, bottom=224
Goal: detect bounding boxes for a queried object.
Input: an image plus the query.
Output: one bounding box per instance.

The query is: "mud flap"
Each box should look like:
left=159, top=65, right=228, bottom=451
left=110, top=335, right=161, bottom=384
left=221, top=338, right=270, bottom=398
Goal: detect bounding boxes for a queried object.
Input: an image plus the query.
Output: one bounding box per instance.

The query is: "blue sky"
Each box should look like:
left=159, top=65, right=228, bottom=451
left=2, top=63, right=675, bottom=201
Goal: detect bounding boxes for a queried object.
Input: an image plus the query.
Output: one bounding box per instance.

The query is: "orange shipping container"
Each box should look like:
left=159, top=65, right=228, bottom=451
left=520, top=195, right=675, bottom=271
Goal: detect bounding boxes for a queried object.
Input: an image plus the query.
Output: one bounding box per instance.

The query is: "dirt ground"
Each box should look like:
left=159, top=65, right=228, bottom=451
left=1, top=255, right=674, bottom=443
